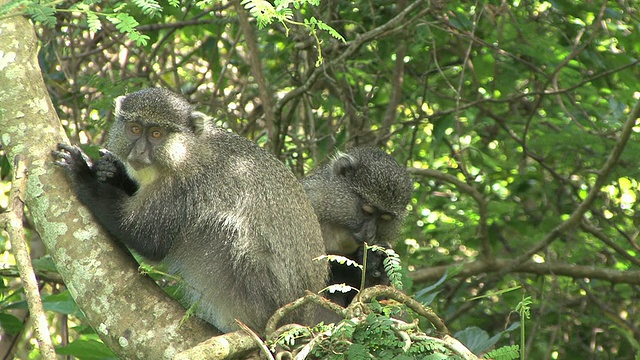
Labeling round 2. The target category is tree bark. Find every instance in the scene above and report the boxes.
[0,9,223,360]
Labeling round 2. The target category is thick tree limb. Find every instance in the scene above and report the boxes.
[174,331,259,360]
[0,8,222,359]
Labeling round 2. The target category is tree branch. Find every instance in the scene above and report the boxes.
[232,0,277,152]
[4,156,57,359]
[407,167,492,260]
[274,0,429,119]
[0,9,219,359]
[410,258,640,286]
[499,99,640,276]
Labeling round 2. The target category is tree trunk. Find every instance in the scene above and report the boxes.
[0,9,236,360]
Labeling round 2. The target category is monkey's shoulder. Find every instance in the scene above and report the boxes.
[205,129,301,179]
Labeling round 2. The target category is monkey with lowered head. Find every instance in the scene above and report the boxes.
[302,147,413,306]
[52,88,328,333]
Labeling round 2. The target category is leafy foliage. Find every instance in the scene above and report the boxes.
[241,0,345,65]
[23,4,56,27]
[0,0,159,46]
[2,0,640,358]
[308,309,461,360]
[106,13,150,46]
[380,247,403,290]
[131,0,162,18]
[483,345,520,360]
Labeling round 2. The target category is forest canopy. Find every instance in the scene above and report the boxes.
[1,0,639,359]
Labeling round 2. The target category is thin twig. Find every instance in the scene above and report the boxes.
[407,167,491,260]
[274,0,429,119]
[581,222,640,267]
[233,0,277,152]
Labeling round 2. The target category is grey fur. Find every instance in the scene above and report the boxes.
[303,147,413,253]
[53,88,328,333]
[302,147,413,306]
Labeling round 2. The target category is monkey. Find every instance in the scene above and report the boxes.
[302,147,413,306]
[52,88,328,334]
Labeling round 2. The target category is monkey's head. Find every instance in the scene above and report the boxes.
[105,88,214,186]
[305,147,413,253]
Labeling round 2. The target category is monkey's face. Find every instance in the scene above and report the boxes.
[110,121,196,187]
[123,122,164,170]
[353,202,403,245]
[106,88,208,187]
[324,196,403,254]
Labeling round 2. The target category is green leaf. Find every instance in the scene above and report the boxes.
[56,339,117,360]
[0,313,24,336]
[87,12,102,32]
[107,13,140,34]
[25,4,56,27]
[42,291,83,317]
[31,256,58,273]
[131,0,162,18]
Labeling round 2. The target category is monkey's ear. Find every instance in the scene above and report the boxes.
[331,152,359,177]
[113,96,126,117]
[190,111,214,136]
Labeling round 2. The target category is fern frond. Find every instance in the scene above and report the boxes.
[483,345,520,360]
[382,248,403,290]
[106,14,149,46]
[86,12,102,32]
[317,254,363,268]
[326,283,357,295]
[131,0,162,18]
[25,5,56,28]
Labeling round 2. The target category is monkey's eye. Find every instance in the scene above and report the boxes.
[149,128,164,139]
[362,204,376,216]
[128,123,143,136]
[380,214,394,221]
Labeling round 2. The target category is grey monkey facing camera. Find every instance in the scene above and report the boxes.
[53,88,328,334]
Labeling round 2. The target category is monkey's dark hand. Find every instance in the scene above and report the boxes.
[95,149,139,195]
[52,143,94,181]
[95,149,124,183]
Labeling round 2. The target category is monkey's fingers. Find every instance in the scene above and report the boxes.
[52,143,92,170]
[94,152,124,182]
[55,143,85,156]
[98,148,116,158]
[95,161,117,182]
[51,150,72,167]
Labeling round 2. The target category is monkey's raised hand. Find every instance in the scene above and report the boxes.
[53,144,139,197]
[52,143,95,184]
[93,150,138,195]
[95,150,120,182]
